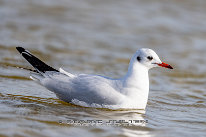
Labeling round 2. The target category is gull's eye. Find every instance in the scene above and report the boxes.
[147,56,153,61]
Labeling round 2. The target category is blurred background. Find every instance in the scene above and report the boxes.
[0,0,206,137]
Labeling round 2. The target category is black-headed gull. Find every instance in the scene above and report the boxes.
[16,47,173,109]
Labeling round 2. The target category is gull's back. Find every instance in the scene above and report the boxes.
[41,73,125,105]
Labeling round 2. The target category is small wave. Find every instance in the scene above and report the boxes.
[0,75,31,80]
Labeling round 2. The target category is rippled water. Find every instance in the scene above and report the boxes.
[1,0,206,136]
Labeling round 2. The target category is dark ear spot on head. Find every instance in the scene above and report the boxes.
[137,56,141,62]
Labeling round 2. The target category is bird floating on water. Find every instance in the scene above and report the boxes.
[16,47,173,109]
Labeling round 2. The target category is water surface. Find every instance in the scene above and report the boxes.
[0,0,206,137]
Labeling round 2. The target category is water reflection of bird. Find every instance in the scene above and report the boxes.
[16,47,173,109]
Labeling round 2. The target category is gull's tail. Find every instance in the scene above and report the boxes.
[16,47,59,74]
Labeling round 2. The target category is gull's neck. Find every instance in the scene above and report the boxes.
[122,62,149,92]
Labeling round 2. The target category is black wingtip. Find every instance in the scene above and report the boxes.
[16,47,25,54]
[16,46,59,73]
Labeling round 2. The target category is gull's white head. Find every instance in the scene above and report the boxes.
[130,48,173,70]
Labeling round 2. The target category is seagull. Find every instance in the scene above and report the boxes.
[16,47,173,109]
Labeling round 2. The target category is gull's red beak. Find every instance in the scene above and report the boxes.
[158,62,173,69]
